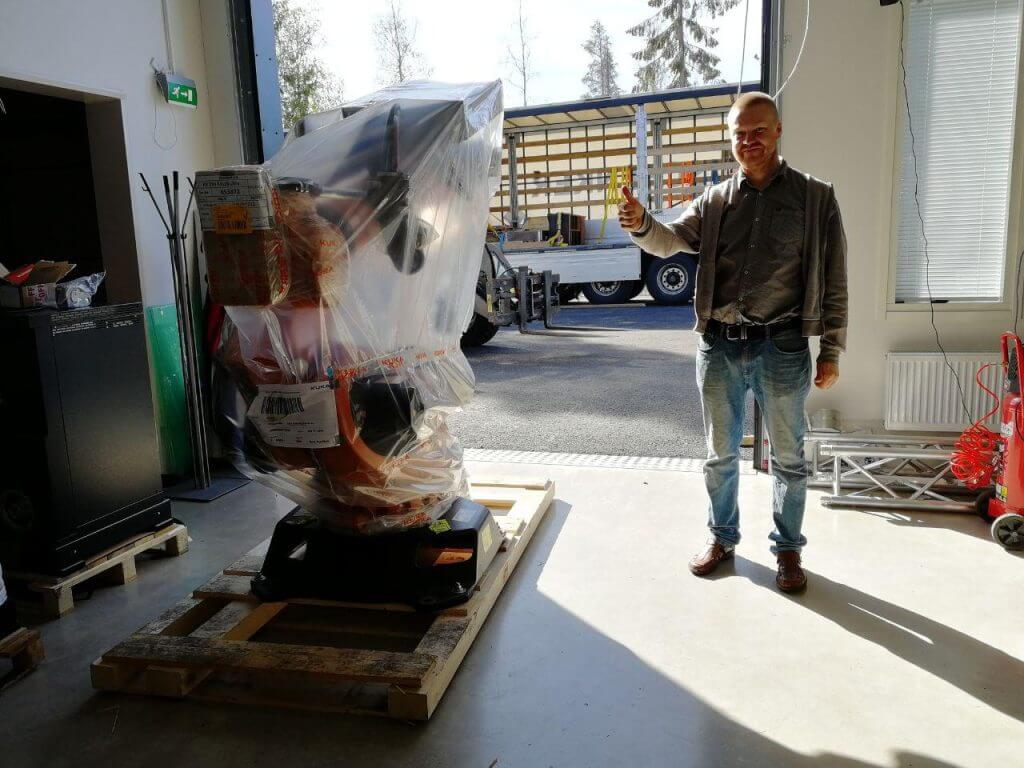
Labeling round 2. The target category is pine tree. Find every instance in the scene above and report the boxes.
[581,20,621,99]
[628,0,740,92]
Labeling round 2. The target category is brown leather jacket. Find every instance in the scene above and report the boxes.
[631,168,848,364]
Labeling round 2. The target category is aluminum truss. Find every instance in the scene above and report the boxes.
[818,443,974,513]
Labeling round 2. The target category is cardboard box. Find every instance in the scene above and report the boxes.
[0,261,76,309]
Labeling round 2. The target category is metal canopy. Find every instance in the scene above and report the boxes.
[503,82,762,130]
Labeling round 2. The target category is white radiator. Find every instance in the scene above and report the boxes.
[885,352,1003,431]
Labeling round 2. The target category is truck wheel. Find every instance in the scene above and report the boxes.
[581,280,642,304]
[645,254,696,305]
[627,282,646,300]
[461,312,499,347]
[557,285,580,304]
[461,249,501,348]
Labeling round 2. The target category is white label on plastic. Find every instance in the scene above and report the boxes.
[195,170,276,231]
[247,382,341,448]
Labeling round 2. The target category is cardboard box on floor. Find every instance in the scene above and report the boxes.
[0,261,76,309]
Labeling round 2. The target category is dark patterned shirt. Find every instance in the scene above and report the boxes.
[711,159,807,325]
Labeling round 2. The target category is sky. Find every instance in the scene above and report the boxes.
[295,0,764,108]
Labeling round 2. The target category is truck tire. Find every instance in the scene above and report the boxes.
[645,254,696,305]
[461,311,499,347]
[461,248,501,348]
[557,284,580,305]
[581,280,643,304]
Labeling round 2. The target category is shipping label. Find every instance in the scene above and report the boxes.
[195,169,276,232]
[248,381,341,448]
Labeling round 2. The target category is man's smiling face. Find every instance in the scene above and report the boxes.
[729,101,783,175]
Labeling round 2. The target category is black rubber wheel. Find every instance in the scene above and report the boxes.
[581,280,642,304]
[557,284,580,304]
[462,251,501,348]
[974,486,996,521]
[627,281,646,300]
[645,253,696,305]
[461,311,499,347]
[992,513,1024,550]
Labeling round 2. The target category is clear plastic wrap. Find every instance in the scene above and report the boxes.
[199,80,503,534]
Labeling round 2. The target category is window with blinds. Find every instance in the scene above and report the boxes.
[894,0,1023,303]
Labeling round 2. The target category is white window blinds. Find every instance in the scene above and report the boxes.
[895,0,1022,303]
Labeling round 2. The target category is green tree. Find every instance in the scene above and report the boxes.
[628,0,740,92]
[272,0,344,131]
[581,20,621,99]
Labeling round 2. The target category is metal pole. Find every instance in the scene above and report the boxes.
[507,133,520,228]
[822,496,973,514]
[163,179,201,485]
[165,173,208,489]
[635,105,649,209]
[183,212,212,487]
[652,118,664,211]
[174,174,211,489]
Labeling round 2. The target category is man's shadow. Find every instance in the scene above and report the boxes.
[730,555,1024,723]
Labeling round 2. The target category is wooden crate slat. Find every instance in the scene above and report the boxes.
[189,601,282,640]
[92,477,555,719]
[222,541,270,576]
[103,635,436,688]
[0,628,45,689]
[192,574,264,603]
[222,553,265,576]
[137,597,226,636]
[389,481,556,719]
[192,574,431,614]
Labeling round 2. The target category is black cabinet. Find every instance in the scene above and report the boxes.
[0,304,170,574]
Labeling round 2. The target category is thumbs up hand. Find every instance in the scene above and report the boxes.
[617,186,646,233]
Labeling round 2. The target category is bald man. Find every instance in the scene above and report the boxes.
[619,92,848,592]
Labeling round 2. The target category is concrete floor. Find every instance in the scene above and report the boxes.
[2,457,1022,768]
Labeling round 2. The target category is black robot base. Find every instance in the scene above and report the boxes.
[251,497,502,611]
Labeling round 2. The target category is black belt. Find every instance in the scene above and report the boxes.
[706,318,802,342]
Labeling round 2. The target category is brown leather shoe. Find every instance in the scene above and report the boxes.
[689,539,734,576]
[776,551,807,592]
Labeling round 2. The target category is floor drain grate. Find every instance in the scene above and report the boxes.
[464,448,755,474]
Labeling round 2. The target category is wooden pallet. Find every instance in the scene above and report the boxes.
[8,523,190,619]
[91,478,554,720]
[0,627,45,691]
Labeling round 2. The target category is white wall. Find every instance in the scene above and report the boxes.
[778,0,1020,428]
[0,0,242,306]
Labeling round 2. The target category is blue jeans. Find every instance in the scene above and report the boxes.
[696,325,811,553]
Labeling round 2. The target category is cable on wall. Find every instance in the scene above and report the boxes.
[773,0,809,99]
[897,0,972,421]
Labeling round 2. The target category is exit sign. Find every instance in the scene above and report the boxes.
[158,73,198,110]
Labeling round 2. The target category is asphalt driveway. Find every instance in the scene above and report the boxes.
[450,303,756,458]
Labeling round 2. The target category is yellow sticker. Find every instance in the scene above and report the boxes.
[213,203,252,234]
[429,519,452,534]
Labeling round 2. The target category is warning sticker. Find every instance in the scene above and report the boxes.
[247,382,341,448]
[212,203,252,234]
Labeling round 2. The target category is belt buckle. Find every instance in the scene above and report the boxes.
[725,325,748,341]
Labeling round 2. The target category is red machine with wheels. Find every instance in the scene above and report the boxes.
[952,332,1024,548]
